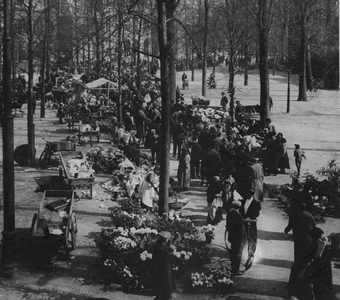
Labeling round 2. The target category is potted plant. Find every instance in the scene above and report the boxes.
[201,224,215,243]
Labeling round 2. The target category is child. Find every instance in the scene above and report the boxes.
[293,144,306,176]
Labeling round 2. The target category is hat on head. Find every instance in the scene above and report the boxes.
[159,231,171,239]
[294,144,300,148]
[231,200,242,209]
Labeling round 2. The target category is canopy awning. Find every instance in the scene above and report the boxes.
[85,78,118,89]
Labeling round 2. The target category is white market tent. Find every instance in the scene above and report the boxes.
[85,78,118,97]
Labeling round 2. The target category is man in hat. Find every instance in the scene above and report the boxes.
[240,188,261,270]
[226,200,245,276]
[220,92,229,112]
[152,231,174,300]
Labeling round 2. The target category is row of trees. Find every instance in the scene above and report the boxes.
[0,0,338,218]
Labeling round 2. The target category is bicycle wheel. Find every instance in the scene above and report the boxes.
[39,147,50,167]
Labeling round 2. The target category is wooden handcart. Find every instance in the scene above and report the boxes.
[30,190,77,254]
[59,151,95,198]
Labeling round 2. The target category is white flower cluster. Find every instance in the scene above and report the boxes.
[116,227,129,236]
[104,259,115,267]
[115,236,137,249]
[168,210,181,221]
[190,272,214,288]
[171,247,192,261]
[217,277,233,285]
[123,266,133,278]
[140,250,153,261]
[129,227,158,235]
[201,224,215,234]
[195,107,229,123]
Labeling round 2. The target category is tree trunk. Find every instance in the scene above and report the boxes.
[202,0,209,97]
[167,5,176,104]
[28,0,35,167]
[258,0,270,126]
[40,37,46,119]
[306,31,313,91]
[2,0,16,268]
[136,17,143,90]
[45,0,50,85]
[117,2,123,122]
[228,40,235,122]
[157,0,170,219]
[191,45,195,81]
[297,2,307,102]
[244,42,249,86]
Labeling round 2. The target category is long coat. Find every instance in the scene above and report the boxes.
[202,149,221,182]
[227,208,245,245]
[250,163,264,202]
[177,152,191,188]
[152,240,174,294]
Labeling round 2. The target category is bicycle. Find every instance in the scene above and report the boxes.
[206,78,217,89]
[39,138,76,168]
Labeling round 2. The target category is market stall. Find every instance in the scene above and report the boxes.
[59,151,95,198]
[85,78,118,98]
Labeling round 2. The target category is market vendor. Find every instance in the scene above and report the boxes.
[138,167,157,210]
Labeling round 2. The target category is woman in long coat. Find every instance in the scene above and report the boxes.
[276,132,290,173]
[152,231,174,300]
[177,148,191,189]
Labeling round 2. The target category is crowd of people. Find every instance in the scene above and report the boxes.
[114,90,332,299]
[9,62,330,299]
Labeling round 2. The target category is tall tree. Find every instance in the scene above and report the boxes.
[201,0,209,97]
[156,0,170,219]
[2,0,16,268]
[258,0,272,125]
[27,0,35,166]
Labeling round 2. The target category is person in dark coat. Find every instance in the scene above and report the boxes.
[152,231,174,300]
[220,92,229,112]
[135,106,147,144]
[206,176,222,205]
[189,137,202,179]
[276,132,290,174]
[285,202,316,298]
[227,200,245,276]
[201,146,221,186]
[305,227,333,296]
[121,144,140,166]
[239,188,261,270]
[172,119,187,159]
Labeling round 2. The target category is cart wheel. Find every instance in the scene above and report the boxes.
[70,213,77,250]
[30,213,37,235]
[39,147,49,167]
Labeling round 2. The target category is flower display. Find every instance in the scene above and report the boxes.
[140,250,153,261]
[201,224,216,239]
[114,236,137,249]
[190,267,233,292]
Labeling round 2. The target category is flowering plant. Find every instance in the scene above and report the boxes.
[201,224,215,239]
[96,200,211,292]
[190,267,233,292]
